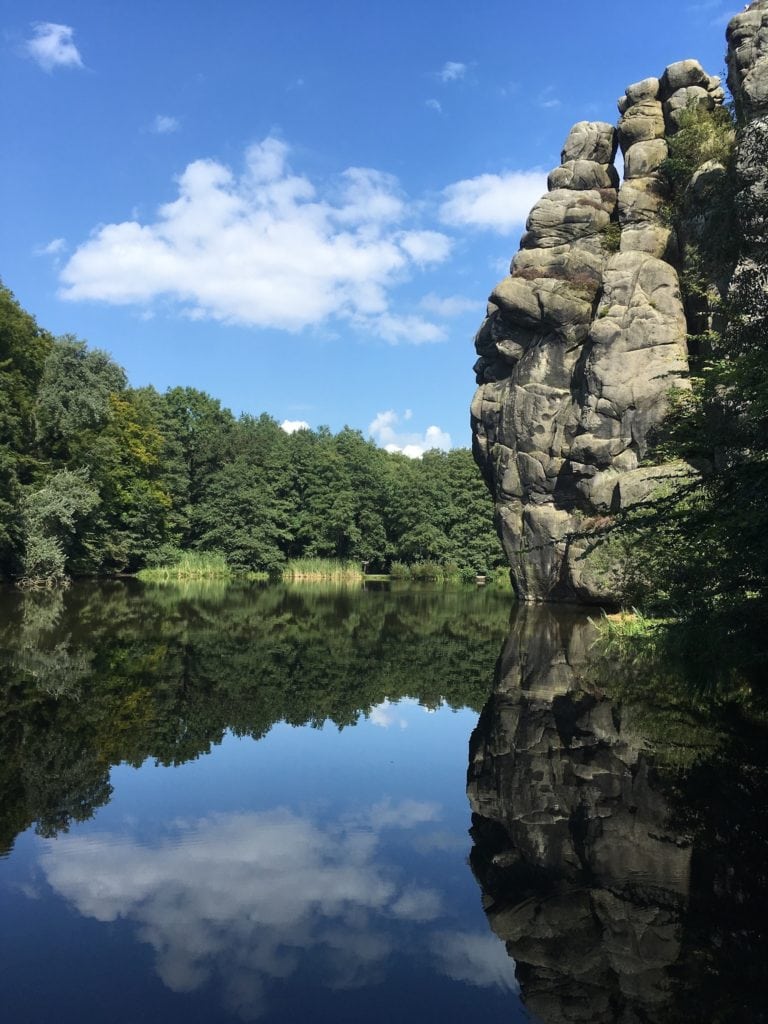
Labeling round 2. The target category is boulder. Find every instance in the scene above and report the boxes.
[661,58,711,94]
[618,100,665,149]
[624,138,668,179]
[548,159,620,191]
[561,121,617,164]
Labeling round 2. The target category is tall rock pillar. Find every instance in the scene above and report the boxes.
[471,63,723,604]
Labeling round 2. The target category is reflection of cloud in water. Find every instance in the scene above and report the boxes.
[432,931,519,992]
[365,797,441,831]
[390,886,442,921]
[39,805,455,1019]
[368,698,409,729]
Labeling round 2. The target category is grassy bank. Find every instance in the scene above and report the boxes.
[136,552,235,582]
[281,558,364,581]
[136,553,511,588]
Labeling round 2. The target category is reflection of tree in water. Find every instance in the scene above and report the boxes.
[467,606,768,1024]
[11,588,93,697]
[0,580,511,856]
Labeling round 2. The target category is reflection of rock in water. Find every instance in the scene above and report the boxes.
[467,606,691,1024]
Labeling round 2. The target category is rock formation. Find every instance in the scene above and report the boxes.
[466,604,768,1023]
[728,1,768,122]
[471,47,732,603]
[467,607,692,1023]
[727,4,768,332]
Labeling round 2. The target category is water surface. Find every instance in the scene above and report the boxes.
[0,582,526,1023]
[1,583,766,1023]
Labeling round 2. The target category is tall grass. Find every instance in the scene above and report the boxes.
[590,609,666,670]
[281,558,364,581]
[136,551,233,582]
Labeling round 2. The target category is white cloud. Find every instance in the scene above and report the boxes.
[35,237,67,256]
[280,419,310,434]
[152,114,180,134]
[334,167,405,225]
[420,293,479,318]
[59,137,451,343]
[397,230,451,265]
[439,170,547,234]
[438,61,467,83]
[368,314,445,345]
[25,22,83,72]
[432,931,519,991]
[368,410,451,458]
[425,98,442,114]
[40,804,449,1018]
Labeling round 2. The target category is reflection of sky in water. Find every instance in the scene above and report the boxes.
[2,699,523,1023]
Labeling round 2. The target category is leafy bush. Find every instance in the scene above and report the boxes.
[388,561,410,580]
[663,104,735,196]
[410,560,443,581]
[22,533,67,584]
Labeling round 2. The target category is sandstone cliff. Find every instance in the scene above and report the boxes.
[471,2,768,603]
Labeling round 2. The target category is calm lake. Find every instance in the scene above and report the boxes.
[0,583,765,1023]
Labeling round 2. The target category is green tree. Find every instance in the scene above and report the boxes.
[0,283,54,574]
[80,391,173,572]
[20,468,100,582]
[192,457,291,572]
[35,336,127,460]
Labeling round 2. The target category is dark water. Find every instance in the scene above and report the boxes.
[0,583,766,1023]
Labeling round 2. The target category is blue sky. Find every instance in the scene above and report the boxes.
[1,0,738,454]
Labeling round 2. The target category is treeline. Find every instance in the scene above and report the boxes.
[0,284,504,582]
[0,582,511,854]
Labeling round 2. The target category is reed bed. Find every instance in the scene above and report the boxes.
[281,558,364,581]
[136,552,233,582]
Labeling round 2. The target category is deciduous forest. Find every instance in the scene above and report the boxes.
[0,284,505,584]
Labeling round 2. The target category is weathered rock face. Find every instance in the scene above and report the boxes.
[471,60,724,604]
[727,0,768,121]
[728,2,768,315]
[467,607,692,1023]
